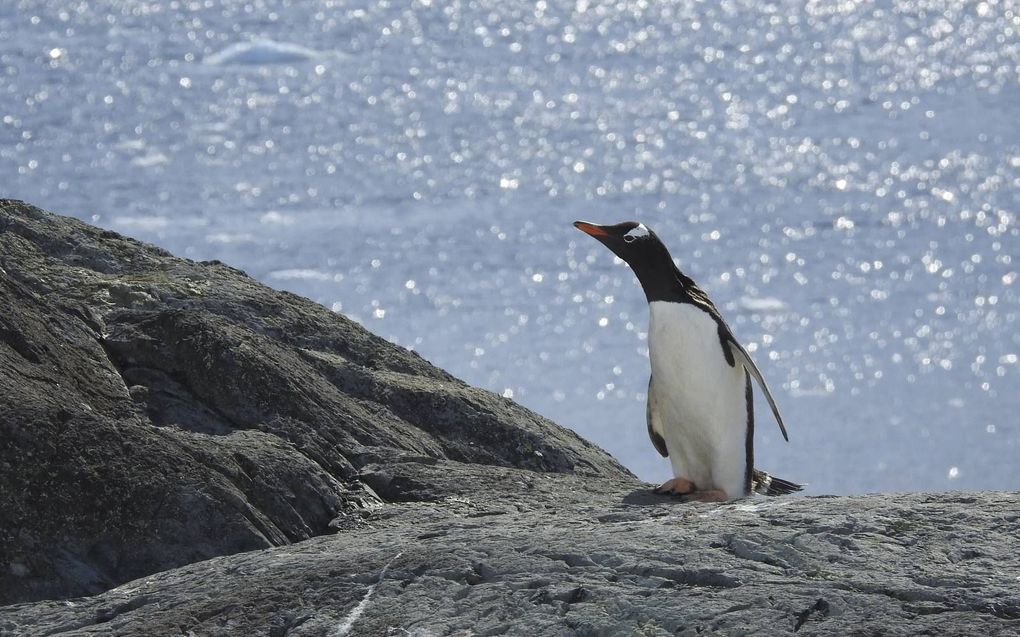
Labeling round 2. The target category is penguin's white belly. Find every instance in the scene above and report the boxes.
[647,301,748,497]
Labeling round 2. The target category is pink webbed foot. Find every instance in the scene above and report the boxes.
[678,489,729,503]
[653,477,696,496]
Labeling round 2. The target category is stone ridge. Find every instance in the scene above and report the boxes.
[2,483,1018,636]
[0,200,632,605]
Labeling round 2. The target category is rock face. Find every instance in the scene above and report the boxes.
[3,487,1019,636]
[2,201,1018,636]
[0,200,629,606]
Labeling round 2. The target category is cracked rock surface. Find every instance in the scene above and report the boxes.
[2,201,1018,636]
[3,485,1018,636]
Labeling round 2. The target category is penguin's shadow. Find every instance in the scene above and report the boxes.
[621,488,684,505]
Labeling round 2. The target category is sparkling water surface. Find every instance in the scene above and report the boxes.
[3,1,1018,494]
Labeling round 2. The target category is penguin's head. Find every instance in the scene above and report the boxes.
[573,220,666,266]
[574,220,686,302]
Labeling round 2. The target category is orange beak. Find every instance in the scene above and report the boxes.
[573,221,609,237]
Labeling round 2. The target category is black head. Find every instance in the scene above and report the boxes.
[573,220,687,303]
[573,220,660,260]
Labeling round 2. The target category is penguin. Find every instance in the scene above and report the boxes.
[574,220,802,502]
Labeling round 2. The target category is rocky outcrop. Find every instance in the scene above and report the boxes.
[3,486,1018,636]
[0,200,629,606]
[2,201,1018,636]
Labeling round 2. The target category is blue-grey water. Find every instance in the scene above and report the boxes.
[3,1,1018,494]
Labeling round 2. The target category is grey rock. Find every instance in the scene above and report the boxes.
[2,488,1018,636]
[2,201,1018,636]
[0,200,630,605]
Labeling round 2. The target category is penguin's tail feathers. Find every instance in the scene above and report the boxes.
[751,469,804,496]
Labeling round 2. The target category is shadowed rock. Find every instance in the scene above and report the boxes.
[0,200,630,605]
[2,201,1018,636]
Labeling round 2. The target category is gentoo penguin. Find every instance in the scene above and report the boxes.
[574,220,802,502]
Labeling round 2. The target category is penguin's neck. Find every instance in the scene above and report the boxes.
[629,249,688,304]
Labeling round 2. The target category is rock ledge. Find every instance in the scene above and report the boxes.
[1,201,1017,636]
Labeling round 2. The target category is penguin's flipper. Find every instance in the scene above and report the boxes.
[727,341,790,442]
[646,376,669,457]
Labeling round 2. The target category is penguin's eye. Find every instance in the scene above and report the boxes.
[623,223,649,242]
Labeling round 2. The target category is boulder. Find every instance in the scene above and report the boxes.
[0,200,630,605]
[2,201,1017,636]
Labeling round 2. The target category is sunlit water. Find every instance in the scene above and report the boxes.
[3,1,1018,494]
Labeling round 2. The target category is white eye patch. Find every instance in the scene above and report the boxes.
[623,223,649,242]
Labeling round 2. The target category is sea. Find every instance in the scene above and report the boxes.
[3,0,1017,494]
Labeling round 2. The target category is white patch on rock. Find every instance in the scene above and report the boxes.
[329,551,403,637]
